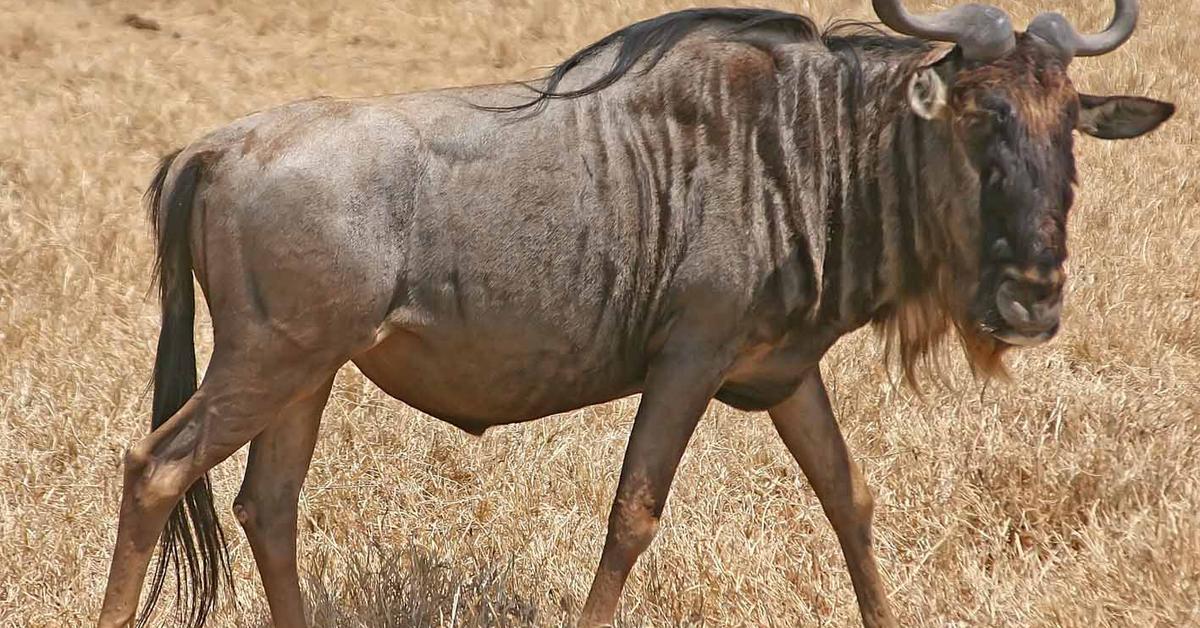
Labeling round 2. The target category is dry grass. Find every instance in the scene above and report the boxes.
[1,0,1198,626]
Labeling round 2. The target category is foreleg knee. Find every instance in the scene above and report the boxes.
[606,481,662,564]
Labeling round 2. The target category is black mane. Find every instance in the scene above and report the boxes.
[489,8,934,113]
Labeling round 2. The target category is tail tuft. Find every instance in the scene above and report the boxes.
[137,151,233,628]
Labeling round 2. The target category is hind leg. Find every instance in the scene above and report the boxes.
[99,345,340,628]
[233,376,333,628]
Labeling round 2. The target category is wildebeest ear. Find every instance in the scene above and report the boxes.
[1077,94,1176,139]
[908,66,948,120]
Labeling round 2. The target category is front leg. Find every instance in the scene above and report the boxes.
[769,369,897,628]
[578,346,727,627]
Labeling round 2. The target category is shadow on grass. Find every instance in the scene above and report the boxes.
[272,543,543,628]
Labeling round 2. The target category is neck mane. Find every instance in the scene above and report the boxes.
[774,40,1002,385]
[498,8,1008,385]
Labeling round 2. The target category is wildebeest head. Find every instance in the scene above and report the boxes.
[878,0,1174,355]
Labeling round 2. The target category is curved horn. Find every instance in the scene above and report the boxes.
[872,1,1016,61]
[1027,0,1139,62]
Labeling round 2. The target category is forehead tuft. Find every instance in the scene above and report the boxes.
[950,35,1077,135]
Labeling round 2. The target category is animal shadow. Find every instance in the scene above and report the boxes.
[284,543,542,628]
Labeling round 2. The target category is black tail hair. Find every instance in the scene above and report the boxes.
[138,150,233,628]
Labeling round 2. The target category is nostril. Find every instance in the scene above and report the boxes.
[1008,299,1030,322]
[1031,295,1063,322]
[995,282,1032,326]
[996,280,1063,333]
[1012,300,1032,321]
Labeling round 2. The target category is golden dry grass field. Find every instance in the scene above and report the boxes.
[1,0,1198,626]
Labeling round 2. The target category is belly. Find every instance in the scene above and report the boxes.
[352,326,640,433]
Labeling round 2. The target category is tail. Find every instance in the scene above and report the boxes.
[138,150,233,628]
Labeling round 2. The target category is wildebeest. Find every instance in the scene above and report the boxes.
[99,1,1174,626]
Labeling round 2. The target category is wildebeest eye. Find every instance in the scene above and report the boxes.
[962,104,1009,136]
[961,110,993,134]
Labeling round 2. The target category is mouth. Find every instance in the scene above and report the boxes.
[990,324,1059,347]
[976,316,1060,348]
